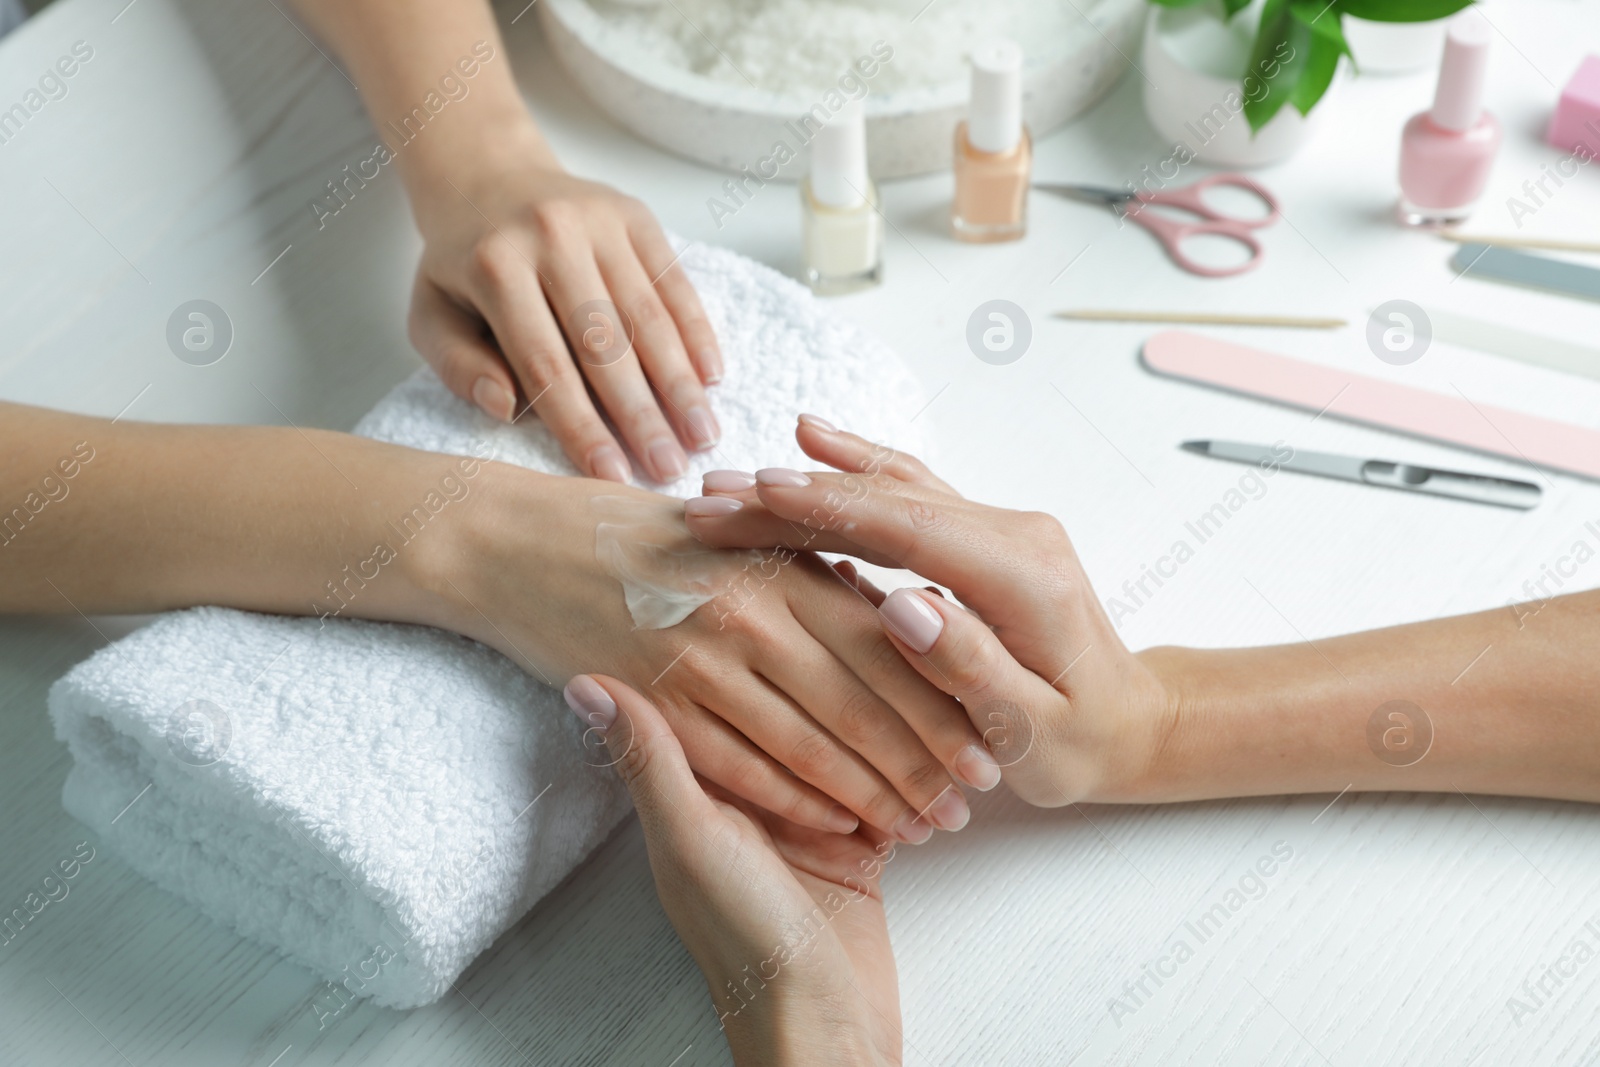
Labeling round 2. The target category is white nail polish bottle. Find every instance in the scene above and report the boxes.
[801,101,884,296]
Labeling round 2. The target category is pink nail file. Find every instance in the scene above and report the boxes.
[1141,330,1600,481]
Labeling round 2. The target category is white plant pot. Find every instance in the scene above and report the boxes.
[1343,16,1449,75]
[1140,4,1323,168]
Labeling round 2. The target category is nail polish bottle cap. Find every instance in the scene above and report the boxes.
[967,39,1024,154]
[1431,10,1493,131]
[809,100,870,209]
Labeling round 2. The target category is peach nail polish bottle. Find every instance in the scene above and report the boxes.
[952,39,1031,243]
[1397,11,1501,227]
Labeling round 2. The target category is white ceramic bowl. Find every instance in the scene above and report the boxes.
[537,0,1145,180]
[1343,16,1449,75]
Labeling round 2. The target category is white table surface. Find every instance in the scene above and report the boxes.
[4,0,1600,1063]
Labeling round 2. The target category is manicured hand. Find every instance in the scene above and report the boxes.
[431,469,991,844]
[683,417,1180,807]
[406,127,723,484]
[570,675,902,1067]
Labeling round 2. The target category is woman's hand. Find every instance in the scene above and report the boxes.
[418,463,994,842]
[405,122,723,485]
[571,676,901,1067]
[683,417,1180,808]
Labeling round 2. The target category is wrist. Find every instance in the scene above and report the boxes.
[399,102,560,209]
[718,987,894,1067]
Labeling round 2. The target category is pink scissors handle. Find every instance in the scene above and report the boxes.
[1129,174,1280,278]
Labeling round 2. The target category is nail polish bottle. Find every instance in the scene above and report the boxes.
[1397,11,1501,227]
[952,39,1031,243]
[801,101,883,295]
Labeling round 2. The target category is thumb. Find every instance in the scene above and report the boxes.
[563,675,717,831]
[875,588,1063,802]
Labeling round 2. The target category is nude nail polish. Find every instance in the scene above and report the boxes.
[563,675,617,730]
[685,406,720,450]
[892,810,934,845]
[755,468,811,488]
[797,413,837,432]
[925,788,970,832]
[589,445,631,484]
[879,588,943,654]
[703,469,756,492]
[952,39,1031,243]
[801,100,884,296]
[648,438,688,480]
[824,805,860,834]
[1398,11,1501,227]
[685,496,743,517]
[471,377,514,423]
[955,744,1002,791]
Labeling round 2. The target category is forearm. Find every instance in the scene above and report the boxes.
[284,0,556,205]
[0,402,471,628]
[1140,590,1600,802]
[717,990,897,1067]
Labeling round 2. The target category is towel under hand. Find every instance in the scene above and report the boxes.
[48,240,930,1009]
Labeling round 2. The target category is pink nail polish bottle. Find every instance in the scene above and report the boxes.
[1397,11,1501,227]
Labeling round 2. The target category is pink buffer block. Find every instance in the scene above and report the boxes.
[1548,54,1600,156]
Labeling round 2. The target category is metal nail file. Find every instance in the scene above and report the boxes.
[1182,439,1541,509]
[1451,243,1600,304]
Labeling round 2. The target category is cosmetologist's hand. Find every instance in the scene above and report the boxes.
[683,416,1181,808]
[570,675,902,1067]
[406,124,723,484]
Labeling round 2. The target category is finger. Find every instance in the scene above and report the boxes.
[668,699,860,835]
[748,468,1052,635]
[598,249,720,452]
[566,675,855,838]
[761,614,975,829]
[701,470,757,496]
[545,252,689,483]
[795,417,961,495]
[468,245,633,482]
[407,275,517,423]
[707,662,935,844]
[685,478,907,569]
[564,675,716,840]
[790,558,997,793]
[626,213,723,385]
[829,559,888,607]
[875,588,1064,794]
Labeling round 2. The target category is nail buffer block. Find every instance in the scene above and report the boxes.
[1142,330,1600,481]
[1451,243,1600,303]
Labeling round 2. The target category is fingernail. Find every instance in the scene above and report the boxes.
[563,675,617,730]
[685,406,721,451]
[471,377,515,423]
[756,467,810,488]
[685,496,743,517]
[892,810,935,845]
[703,469,756,492]
[879,588,943,655]
[648,438,689,481]
[797,413,837,432]
[824,805,860,834]
[589,445,631,484]
[701,348,724,384]
[925,788,970,832]
[955,744,1002,791]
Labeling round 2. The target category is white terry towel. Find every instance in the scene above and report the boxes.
[48,241,930,1009]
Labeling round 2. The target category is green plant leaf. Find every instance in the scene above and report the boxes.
[1241,0,1353,132]
[1222,0,1254,15]
[1335,0,1473,23]
[1145,0,1212,8]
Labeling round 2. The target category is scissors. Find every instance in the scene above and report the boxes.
[1033,174,1281,278]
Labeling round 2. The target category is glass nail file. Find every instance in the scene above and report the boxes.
[1451,243,1600,303]
[1182,439,1540,509]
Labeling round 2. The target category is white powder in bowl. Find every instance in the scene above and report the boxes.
[582,0,1093,96]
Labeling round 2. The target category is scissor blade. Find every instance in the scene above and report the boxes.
[1032,183,1128,208]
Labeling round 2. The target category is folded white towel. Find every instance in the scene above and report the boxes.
[48,240,930,1009]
